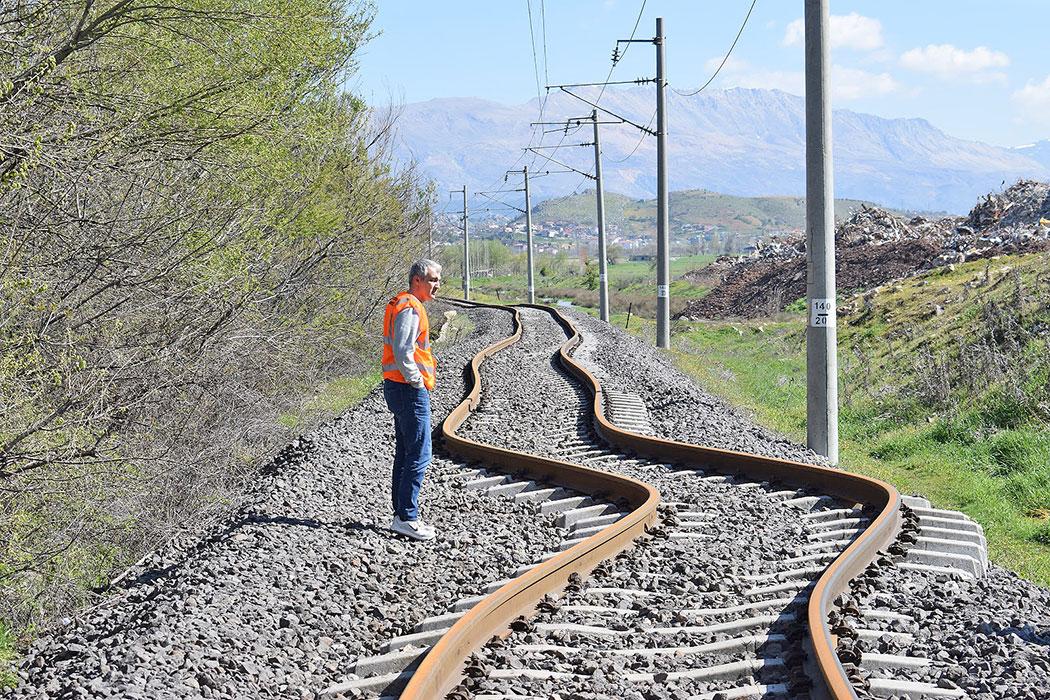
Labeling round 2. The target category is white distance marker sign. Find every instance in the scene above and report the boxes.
[810,298,835,328]
[657,284,669,298]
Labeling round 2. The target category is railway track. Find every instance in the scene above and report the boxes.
[332,301,990,700]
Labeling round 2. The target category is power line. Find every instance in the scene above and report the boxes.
[673,0,758,97]
[610,109,657,163]
[595,0,647,106]
[540,0,550,88]
[525,0,544,109]
[479,0,650,209]
[536,0,647,177]
[475,0,553,198]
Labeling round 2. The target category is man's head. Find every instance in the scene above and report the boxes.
[409,259,441,302]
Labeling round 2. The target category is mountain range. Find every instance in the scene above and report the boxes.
[393,87,1049,214]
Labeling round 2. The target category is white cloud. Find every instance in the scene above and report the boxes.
[783,13,884,51]
[899,44,1010,83]
[701,57,896,102]
[832,66,898,100]
[1012,74,1050,125]
[702,56,804,95]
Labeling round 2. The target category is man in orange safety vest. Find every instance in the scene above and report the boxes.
[381,259,441,540]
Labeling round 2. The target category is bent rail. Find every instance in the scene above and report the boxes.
[401,301,661,700]
[403,301,900,700]
[537,304,901,700]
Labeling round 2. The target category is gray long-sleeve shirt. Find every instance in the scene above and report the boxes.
[391,305,425,388]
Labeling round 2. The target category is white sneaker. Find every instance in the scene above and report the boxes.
[390,516,436,541]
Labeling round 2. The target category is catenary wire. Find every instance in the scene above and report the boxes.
[540,0,550,89]
[610,109,656,163]
[525,0,544,110]
[537,0,647,180]
[673,0,758,97]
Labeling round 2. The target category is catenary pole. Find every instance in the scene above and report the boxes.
[462,186,470,300]
[655,17,670,349]
[524,165,535,303]
[592,109,610,321]
[449,186,470,300]
[805,0,839,464]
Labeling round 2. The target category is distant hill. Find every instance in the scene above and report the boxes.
[515,188,903,237]
[394,87,1049,214]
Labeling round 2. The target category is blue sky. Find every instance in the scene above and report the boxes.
[352,1,1050,147]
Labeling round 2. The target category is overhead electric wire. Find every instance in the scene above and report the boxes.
[525,0,544,111]
[474,0,555,202]
[673,0,758,97]
[594,0,647,106]
[540,0,648,171]
[611,109,656,163]
[479,0,650,210]
[540,0,550,88]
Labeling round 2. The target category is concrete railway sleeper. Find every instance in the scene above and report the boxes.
[333,301,992,700]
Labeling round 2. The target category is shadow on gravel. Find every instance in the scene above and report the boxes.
[753,584,814,695]
[115,512,382,592]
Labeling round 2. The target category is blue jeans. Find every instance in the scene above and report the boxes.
[383,379,432,521]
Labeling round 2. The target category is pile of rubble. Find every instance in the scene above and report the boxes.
[678,180,1050,320]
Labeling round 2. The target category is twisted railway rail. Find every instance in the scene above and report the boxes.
[331,300,988,700]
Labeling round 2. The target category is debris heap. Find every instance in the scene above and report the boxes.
[678,180,1050,320]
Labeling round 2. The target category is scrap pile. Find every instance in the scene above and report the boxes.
[678,180,1050,320]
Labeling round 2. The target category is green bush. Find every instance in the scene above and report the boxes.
[0,621,13,688]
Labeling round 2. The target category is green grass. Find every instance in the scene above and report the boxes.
[443,254,717,314]
[279,370,382,429]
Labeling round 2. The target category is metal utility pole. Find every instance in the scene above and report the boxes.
[591,109,610,321]
[523,166,535,303]
[805,0,839,464]
[655,17,670,349]
[451,185,470,300]
[495,170,534,302]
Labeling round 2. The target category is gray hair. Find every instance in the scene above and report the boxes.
[409,258,441,286]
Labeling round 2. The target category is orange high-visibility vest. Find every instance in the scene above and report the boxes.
[381,291,436,390]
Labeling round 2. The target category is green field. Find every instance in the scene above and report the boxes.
[444,253,717,315]
[519,188,905,237]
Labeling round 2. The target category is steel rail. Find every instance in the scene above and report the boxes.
[402,300,900,700]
